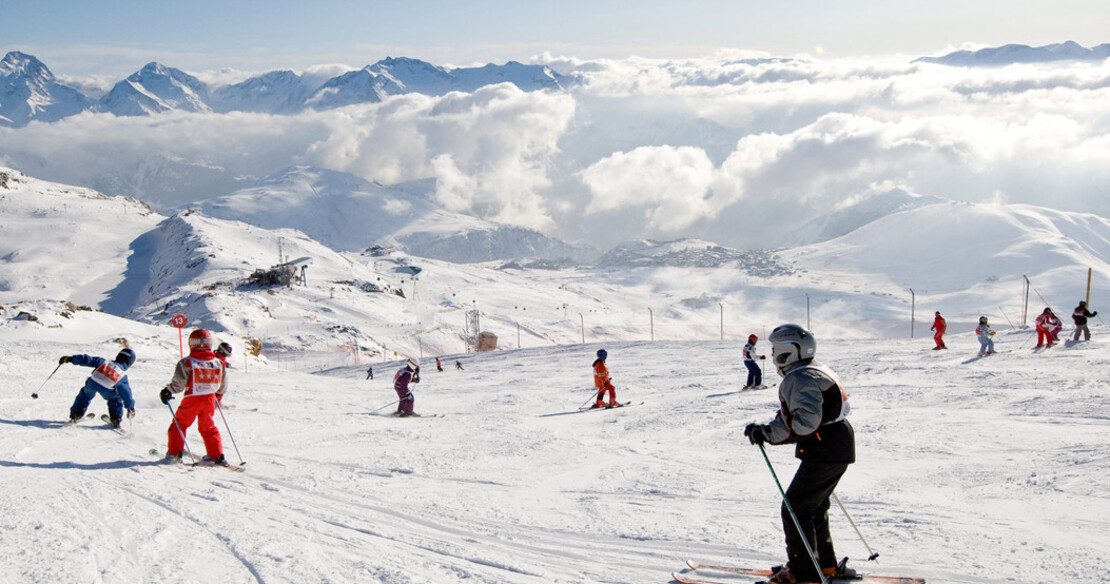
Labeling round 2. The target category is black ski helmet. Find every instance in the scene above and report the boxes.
[115,348,136,367]
[597,349,607,360]
[216,342,232,357]
[979,316,988,324]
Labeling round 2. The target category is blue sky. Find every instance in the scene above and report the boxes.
[5,0,1108,76]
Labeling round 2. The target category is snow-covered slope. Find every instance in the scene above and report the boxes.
[786,188,948,247]
[4,169,1109,361]
[1,299,1107,584]
[0,167,161,309]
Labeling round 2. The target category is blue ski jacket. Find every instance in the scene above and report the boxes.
[71,354,136,410]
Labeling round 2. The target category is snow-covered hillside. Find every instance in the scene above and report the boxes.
[4,167,1108,362]
[2,300,1108,584]
[0,168,160,310]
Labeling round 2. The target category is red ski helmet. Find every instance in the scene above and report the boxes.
[748,334,758,343]
[188,329,213,351]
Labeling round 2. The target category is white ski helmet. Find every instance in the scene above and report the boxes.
[769,323,816,374]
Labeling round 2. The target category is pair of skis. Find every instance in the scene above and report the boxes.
[148,449,245,472]
[675,560,925,584]
[62,412,125,434]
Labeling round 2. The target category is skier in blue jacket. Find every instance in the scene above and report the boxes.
[60,349,137,429]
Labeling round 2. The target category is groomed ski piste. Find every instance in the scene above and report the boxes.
[2,305,1108,583]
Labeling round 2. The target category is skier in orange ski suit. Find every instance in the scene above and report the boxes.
[592,349,618,408]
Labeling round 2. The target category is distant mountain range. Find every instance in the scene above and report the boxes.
[0,51,571,127]
[915,40,1110,66]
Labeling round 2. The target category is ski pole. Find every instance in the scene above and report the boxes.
[832,492,879,561]
[372,399,400,413]
[579,390,599,409]
[757,442,828,584]
[998,306,1015,329]
[214,399,245,465]
[31,363,63,399]
[165,401,197,464]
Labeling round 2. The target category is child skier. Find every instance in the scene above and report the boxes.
[743,334,766,388]
[976,316,996,355]
[592,349,619,408]
[60,348,137,429]
[1072,300,1098,341]
[393,358,421,416]
[743,324,856,584]
[931,311,947,350]
[1034,307,1062,347]
[159,329,229,465]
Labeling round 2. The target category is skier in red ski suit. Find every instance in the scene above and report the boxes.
[930,312,947,350]
[160,329,228,465]
[1035,308,1062,347]
[593,349,618,408]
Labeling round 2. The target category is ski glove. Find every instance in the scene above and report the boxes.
[744,423,770,445]
[58,356,72,365]
[127,409,136,419]
[159,387,174,405]
[759,355,766,360]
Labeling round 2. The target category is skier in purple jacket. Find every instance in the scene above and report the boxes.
[393,358,421,416]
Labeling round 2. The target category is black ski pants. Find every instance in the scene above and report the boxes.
[781,460,850,581]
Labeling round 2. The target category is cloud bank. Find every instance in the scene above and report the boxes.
[3,53,1110,249]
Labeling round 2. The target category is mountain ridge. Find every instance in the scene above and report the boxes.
[0,50,572,126]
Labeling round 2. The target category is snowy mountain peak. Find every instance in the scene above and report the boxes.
[0,50,93,126]
[97,61,211,116]
[916,40,1110,66]
[0,50,52,78]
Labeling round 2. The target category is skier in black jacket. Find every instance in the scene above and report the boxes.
[744,324,855,584]
[1072,300,1098,341]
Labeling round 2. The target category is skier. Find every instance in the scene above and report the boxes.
[743,324,855,584]
[930,311,947,350]
[159,329,229,465]
[743,334,766,388]
[455,360,464,370]
[976,316,996,355]
[1034,308,1062,347]
[1072,301,1098,341]
[592,349,619,408]
[366,366,374,380]
[60,348,137,429]
[436,357,443,372]
[215,341,232,366]
[393,358,420,416]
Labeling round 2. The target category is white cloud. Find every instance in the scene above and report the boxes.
[579,146,715,231]
[4,53,1110,250]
